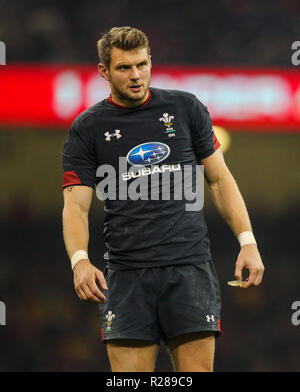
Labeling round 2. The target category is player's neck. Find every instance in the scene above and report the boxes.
[109,89,150,108]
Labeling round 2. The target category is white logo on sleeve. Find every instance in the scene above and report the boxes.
[206,314,215,322]
[104,130,122,141]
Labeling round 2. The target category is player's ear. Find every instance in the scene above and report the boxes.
[98,63,110,81]
[149,54,152,69]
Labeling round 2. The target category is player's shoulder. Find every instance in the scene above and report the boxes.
[70,99,108,131]
[151,87,204,107]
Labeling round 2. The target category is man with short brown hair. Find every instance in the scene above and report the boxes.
[97,26,150,68]
[62,26,264,372]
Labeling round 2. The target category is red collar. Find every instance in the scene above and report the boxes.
[108,89,151,109]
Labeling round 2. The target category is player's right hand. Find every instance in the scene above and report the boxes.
[73,259,108,303]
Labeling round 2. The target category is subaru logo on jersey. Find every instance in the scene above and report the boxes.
[127,142,170,166]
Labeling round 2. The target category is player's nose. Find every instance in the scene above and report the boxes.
[130,66,140,80]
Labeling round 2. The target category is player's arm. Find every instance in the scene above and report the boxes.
[63,185,108,302]
[201,147,265,287]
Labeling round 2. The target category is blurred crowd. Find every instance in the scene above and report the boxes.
[1,0,300,66]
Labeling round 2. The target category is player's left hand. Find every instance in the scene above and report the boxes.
[234,244,265,288]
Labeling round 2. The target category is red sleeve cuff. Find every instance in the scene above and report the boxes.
[63,170,82,188]
[213,132,221,150]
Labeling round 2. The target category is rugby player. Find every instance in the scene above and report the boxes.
[62,26,264,372]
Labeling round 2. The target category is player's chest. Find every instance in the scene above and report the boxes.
[95,110,193,166]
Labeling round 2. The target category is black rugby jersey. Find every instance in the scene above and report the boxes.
[62,87,220,269]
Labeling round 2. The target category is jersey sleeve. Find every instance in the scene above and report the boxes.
[190,98,220,162]
[62,117,97,189]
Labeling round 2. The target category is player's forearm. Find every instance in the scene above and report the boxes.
[62,205,90,260]
[208,171,253,237]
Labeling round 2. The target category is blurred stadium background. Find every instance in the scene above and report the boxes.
[0,0,300,372]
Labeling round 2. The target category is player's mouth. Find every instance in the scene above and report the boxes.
[129,85,142,92]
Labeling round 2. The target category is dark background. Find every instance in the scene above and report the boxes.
[0,0,300,372]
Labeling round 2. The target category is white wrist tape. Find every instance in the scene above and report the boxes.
[71,250,89,270]
[237,231,257,247]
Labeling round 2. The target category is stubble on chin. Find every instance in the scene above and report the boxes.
[114,85,149,104]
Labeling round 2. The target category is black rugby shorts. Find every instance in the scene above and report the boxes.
[98,261,221,343]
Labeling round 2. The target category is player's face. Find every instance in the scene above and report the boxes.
[99,47,151,107]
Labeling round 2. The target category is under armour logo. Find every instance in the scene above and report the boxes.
[206,314,215,322]
[104,130,122,141]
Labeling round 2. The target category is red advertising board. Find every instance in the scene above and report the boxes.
[1,65,300,132]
